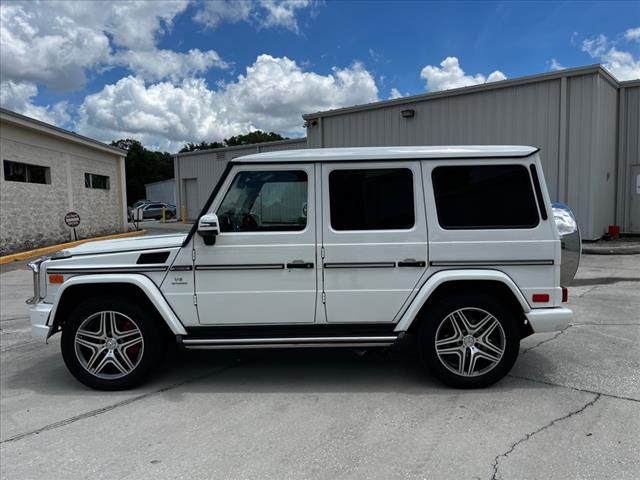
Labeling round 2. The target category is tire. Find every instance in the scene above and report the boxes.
[418,292,520,388]
[61,296,163,390]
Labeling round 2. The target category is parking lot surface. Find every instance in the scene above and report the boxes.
[1,254,639,479]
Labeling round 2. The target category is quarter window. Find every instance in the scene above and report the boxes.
[431,165,539,229]
[329,168,415,230]
[85,173,110,190]
[3,160,50,184]
[217,170,307,232]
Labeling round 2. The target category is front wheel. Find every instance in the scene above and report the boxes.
[418,293,520,388]
[61,296,163,390]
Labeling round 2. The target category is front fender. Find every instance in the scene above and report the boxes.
[394,269,531,332]
[48,274,188,337]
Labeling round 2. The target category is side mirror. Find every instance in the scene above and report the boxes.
[198,213,221,246]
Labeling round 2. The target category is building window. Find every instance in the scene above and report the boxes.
[431,165,539,229]
[329,168,415,230]
[217,170,308,232]
[85,173,110,190]
[3,160,50,184]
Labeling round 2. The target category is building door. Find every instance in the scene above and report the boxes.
[183,178,199,221]
[630,165,640,233]
[193,164,317,325]
[320,162,429,323]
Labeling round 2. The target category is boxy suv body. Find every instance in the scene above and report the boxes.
[27,146,579,390]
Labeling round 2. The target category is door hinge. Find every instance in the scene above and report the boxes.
[192,249,196,261]
[193,294,198,306]
[321,246,325,259]
[321,291,326,304]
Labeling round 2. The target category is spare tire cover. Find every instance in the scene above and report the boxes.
[552,203,581,285]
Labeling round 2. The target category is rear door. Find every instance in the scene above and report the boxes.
[320,161,429,323]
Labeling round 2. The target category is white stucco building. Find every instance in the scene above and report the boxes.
[0,108,128,254]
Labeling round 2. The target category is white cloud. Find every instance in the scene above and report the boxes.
[549,58,565,71]
[420,57,507,92]
[193,0,253,29]
[0,80,70,125]
[625,27,640,42]
[389,88,403,99]
[117,48,229,83]
[76,55,379,151]
[582,34,640,81]
[193,0,311,33]
[0,1,210,90]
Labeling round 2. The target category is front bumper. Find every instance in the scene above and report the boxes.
[30,303,53,343]
[526,307,573,333]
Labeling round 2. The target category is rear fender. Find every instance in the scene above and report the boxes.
[394,269,531,332]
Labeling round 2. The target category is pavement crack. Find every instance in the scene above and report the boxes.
[489,393,601,480]
[520,324,572,355]
[509,374,640,403]
[0,360,242,445]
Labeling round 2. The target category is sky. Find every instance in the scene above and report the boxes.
[1,0,639,152]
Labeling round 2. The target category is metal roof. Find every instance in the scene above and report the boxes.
[302,64,621,120]
[233,145,538,163]
[175,137,307,158]
[0,107,126,156]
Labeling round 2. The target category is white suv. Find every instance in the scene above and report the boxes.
[27,146,580,390]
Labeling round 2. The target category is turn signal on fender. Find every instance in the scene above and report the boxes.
[48,274,64,284]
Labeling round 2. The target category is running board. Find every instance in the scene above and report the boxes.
[179,335,398,350]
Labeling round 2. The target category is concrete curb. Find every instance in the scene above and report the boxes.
[582,245,640,255]
[0,230,147,265]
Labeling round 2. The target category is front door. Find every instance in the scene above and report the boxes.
[321,162,429,323]
[194,164,317,325]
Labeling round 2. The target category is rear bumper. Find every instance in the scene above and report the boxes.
[526,307,573,333]
[30,303,53,343]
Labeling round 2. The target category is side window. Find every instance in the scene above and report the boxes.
[3,160,50,184]
[431,164,539,229]
[217,170,307,232]
[329,168,414,230]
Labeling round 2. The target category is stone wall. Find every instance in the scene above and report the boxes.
[0,122,126,254]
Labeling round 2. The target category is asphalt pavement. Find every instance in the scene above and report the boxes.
[1,254,638,480]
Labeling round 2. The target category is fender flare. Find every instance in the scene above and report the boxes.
[394,269,531,332]
[48,274,188,337]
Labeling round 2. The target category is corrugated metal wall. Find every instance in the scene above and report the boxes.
[617,82,640,232]
[175,138,307,219]
[307,69,633,239]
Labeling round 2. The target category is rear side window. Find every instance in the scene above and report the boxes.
[329,168,414,230]
[432,165,539,229]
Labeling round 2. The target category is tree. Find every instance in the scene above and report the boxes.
[178,130,288,153]
[224,130,287,146]
[111,139,174,205]
[179,140,224,153]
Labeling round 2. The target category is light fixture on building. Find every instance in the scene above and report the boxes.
[304,119,319,128]
[401,109,415,118]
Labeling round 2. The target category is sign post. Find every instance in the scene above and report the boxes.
[64,211,81,241]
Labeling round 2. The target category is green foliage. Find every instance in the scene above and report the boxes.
[179,141,224,153]
[224,130,287,146]
[111,139,174,205]
[178,130,288,153]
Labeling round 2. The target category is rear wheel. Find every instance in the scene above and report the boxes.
[61,296,163,390]
[418,292,520,388]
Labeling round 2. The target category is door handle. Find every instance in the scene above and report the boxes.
[397,260,426,267]
[286,261,314,269]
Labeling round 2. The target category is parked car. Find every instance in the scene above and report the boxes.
[132,202,176,221]
[27,146,580,390]
[127,200,151,222]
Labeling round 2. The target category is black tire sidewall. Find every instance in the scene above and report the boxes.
[419,292,520,388]
[61,296,162,390]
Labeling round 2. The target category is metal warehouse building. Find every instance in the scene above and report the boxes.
[175,65,639,239]
[174,138,306,220]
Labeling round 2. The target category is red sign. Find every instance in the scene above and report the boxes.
[64,211,81,228]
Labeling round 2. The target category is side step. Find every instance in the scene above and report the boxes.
[179,335,399,350]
